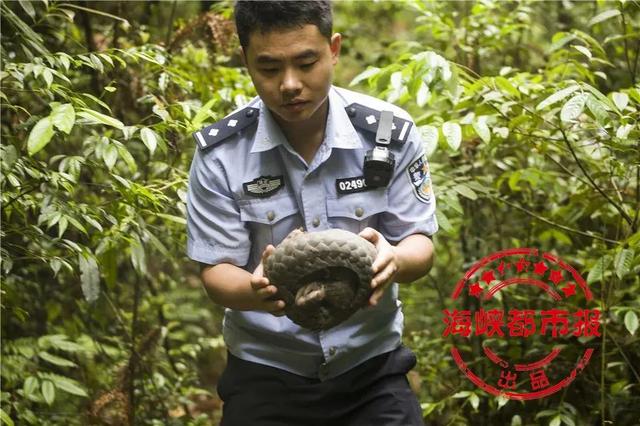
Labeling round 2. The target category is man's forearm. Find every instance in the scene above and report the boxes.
[200,263,260,310]
[393,234,435,283]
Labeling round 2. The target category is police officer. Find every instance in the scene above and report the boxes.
[187,1,438,425]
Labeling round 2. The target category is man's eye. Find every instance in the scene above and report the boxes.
[300,61,317,69]
[260,68,278,73]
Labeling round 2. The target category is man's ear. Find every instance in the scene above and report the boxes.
[330,33,341,65]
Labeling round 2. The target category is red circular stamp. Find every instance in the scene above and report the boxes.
[442,248,600,400]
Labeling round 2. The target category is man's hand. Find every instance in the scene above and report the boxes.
[251,244,286,316]
[359,227,398,306]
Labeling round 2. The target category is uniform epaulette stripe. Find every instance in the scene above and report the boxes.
[345,103,413,145]
[193,106,260,150]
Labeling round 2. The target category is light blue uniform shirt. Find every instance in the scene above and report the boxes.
[187,86,438,380]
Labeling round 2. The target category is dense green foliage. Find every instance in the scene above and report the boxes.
[1,1,638,425]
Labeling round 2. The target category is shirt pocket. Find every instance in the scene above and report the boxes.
[238,195,302,249]
[326,190,388,234]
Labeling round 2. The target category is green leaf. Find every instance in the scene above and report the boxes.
[85,216,103,232]
[152,104,170,122]
[122,126,138,140]
[23,377,39,399]
[38,351,77,368]
[435,209,452,233]
[442,121,461,151]
[130,238,147,276]
[588,9,621,26]
[0,408,14,426]
[421,402,438,417]
[78,252,100,303]
[89,53,103,73]
[420,125,438,156]
[140,127,158,155]
[77,109,124,129]
[156,213,187,225]
[472,118,491,143]
[495,76,520,98]
[614,249,633,279]
[42,336,84,353]
[549,415,561,426]
[497,395,509,409]
[42,69,53,88]
[573,45,592,59]
[43,374,88,397]
[612,92,629,111]
[469,393,479,410]
[548,32,576,53]
[624,311,638,336]
[561,94,587,122]
[536,85,580,111]
[453,184,478,200]
[19,0,36,19]
[350,67,380,86]
[560,415,575,426]
[191,98,217,130]
[416,81,431,107]
[41,380,55,405]
[27,117,54,156]
[50,103,75,134]
[585,95,609,124]
[616,124,633,139]
[587,255,611,284]
[103,143,118,170]
[57,216,68,238]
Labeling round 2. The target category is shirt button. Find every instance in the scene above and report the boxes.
[266,211,276,221]
[355,207,364,217]
[312,217,320,227]
[329,346,337,356]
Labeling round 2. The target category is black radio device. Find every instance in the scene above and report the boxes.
[363,110,395,188]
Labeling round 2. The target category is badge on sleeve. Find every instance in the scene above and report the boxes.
[243,175,284,198]
[407,154,432,203]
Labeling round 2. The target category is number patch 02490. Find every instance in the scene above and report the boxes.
[335,176,369,195]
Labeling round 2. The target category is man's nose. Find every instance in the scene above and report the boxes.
[280,68,303,94]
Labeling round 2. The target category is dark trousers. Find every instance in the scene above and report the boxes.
[217,345,424,426]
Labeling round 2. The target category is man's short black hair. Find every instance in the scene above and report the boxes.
[234,1,333,49]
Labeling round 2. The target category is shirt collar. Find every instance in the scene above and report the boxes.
[250,86,362,154]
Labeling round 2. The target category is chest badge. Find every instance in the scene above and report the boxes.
[243,175,284,198]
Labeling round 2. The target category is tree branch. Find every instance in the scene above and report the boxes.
[620,5,636,86]
[165,0,177,47]
[559,127,635,230]
[493,195,619,244]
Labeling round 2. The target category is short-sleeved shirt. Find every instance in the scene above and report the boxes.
[187,86,438,381]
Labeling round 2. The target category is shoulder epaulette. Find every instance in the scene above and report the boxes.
[192,106,259,150]
[345,103,413,145]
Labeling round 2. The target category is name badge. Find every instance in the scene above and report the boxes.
[335,176,369,195]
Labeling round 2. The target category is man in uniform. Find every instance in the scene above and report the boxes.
[186,1,437,425]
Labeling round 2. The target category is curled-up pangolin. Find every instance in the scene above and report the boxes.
[264,229,377,330]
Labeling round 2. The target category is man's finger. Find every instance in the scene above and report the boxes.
[369,288,384,306]
[262,244,275,263]
[359,227,378,243]
[266,299,285,313]
[251,276,270,290]
[256,285,277,299]
[372,252,392,274]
